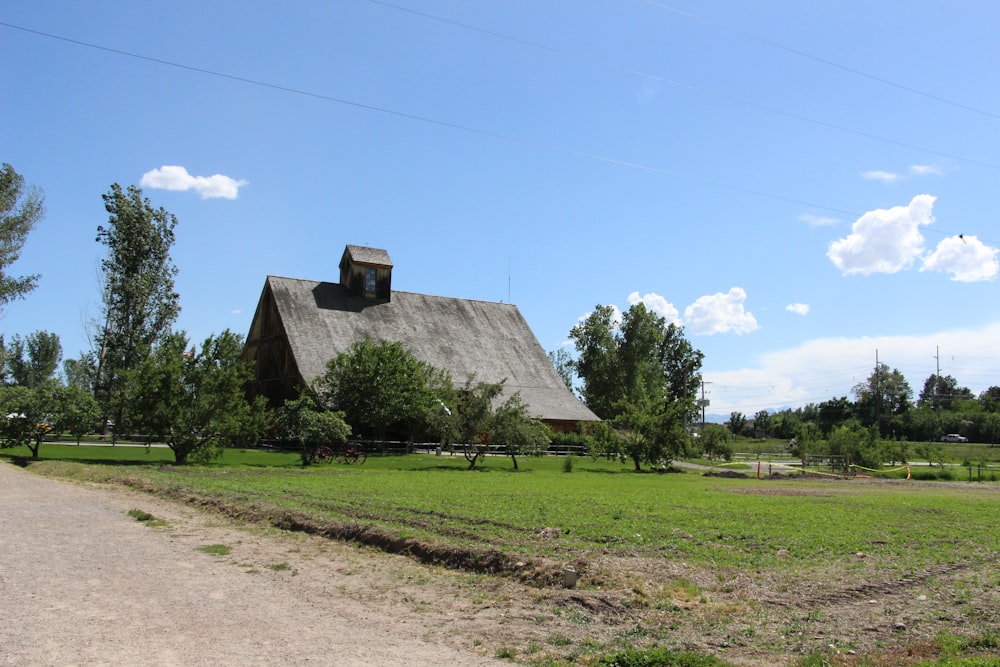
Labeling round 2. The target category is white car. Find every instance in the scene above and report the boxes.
[941,433,968,443]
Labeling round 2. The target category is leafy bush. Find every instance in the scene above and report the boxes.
[911,467,955,481]
[598,647,729,667]
[550,431,588,455]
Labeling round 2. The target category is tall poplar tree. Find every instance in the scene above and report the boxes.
[0,163,45,311]
[5,330,62,388]
[569,303,703,422]
[569,302,703,470]
[93,184,180,432]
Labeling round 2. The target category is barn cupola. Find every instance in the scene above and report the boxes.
[339,245,393,301]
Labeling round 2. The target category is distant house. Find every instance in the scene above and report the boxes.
[242,245,598,432]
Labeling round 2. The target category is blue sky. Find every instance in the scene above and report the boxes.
[2,1,998,417]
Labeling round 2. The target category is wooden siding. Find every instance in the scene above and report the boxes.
[241,281,305,407]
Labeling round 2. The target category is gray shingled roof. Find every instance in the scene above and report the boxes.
[343,245,393,267]
[266,275,597,423]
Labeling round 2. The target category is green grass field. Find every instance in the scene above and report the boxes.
[6,445,1000,572]
[5,445,999,666]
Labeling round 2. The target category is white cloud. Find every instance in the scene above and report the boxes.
[861,170,900,183]
[862,165,944,184]
[827,194,936,276]
[910,164,944,177]
[577,288,757,341]
[703,322,1000,416]
[799,212,841,227]
[684,287,759,336]
[627,291,681,324]
[140,165,248,199]
[786,303,810,316]
[922,234,999,282]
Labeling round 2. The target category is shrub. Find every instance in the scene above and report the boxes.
[911,467,955,481]
[598,647,729,667]
[550,431,588,455]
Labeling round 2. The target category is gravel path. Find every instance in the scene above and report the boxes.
[0,461,505,666]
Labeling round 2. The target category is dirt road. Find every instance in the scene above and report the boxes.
[0,461,505,666]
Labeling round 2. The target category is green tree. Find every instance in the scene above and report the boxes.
[6,330,62,388]
[63,352,98,392]
[0,382,55,459]
[585,420,623,460]
[918,374,974,411]
[314,337,447,443]
[978,386,1000,413]
[903,406,941,443]
[275,393,352,465]
[752,410,771,439]
[791,422,822,470]
[852,363,913,437]
[124,330,269,464]
[980,413,1000,446]
[547,348,575,392]
[568,304,619,418]
[613,401,653,472]
[51,384,100,445]
[93,184,180,433]
[816,396,855,436]
[727,411,747,438]
[938,397,983,442]
[491,392,551,470]
[612,397,689,472]
[433,377,504,469]
[0,163,44,311]
[828,424,883,470]
[883,438,909,466]
[914,440,946,468]
[770,409,802,440]
[568,302,702,470]
[700,423,732,462]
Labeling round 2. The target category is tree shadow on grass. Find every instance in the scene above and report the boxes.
[1,452,301,469]
[1,453,167,467]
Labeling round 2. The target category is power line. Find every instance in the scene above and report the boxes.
[642,0,1000,121]
[3,19,998,246]
[0,20,860,217]
[356,4,1000,246]
[367,0,1000,172]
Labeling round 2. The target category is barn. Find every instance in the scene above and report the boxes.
[242,245,598,431]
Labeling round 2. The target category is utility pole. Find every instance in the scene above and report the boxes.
[934,345,941,416]
[697,380,712,427]
[874,349,880,434]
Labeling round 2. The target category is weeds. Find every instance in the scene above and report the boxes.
[496,646,517,659]
[597,646,732,666]
[198,544,232,556]
[126,508,169,528]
